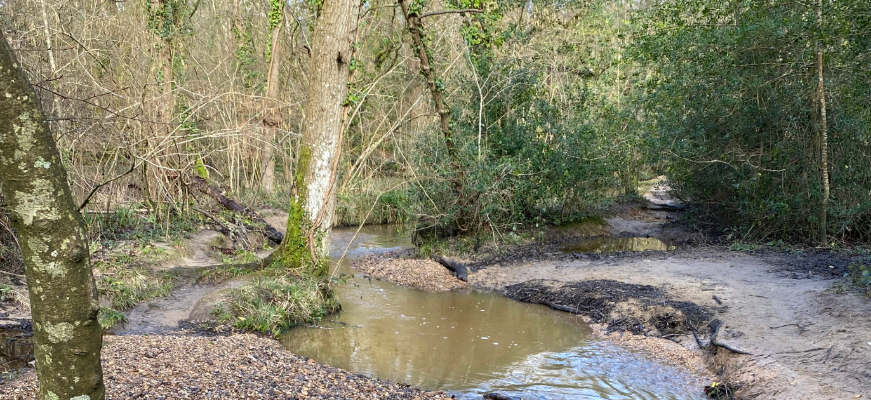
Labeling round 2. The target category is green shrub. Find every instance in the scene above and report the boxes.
[846,263,871,296]
[213,275,340,337]
[97,308,128,329]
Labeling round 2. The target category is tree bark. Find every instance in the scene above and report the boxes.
[817,0,829,246]
[397,0,465,195]
[261,1,284,194]
[277,0,358,275]
[0,32,105,400]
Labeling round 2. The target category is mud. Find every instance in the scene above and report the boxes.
[504,279,712,336]
[467,239,871,399]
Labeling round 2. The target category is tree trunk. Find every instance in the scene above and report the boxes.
[397,0,473,231]
[277,0,358,275]
[817,0,829,246]
[397,0,465,192]
[0,32,105,400]
[261,2,284,194]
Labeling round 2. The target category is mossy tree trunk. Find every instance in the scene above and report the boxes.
[0,32,105,400]
[276,0,358,275]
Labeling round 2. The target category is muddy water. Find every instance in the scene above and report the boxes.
[281,226,704,399]
[561,237,676,253]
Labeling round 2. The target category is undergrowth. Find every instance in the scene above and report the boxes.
[97,307,127,329]
[845,263,871,296]
[212,274,340,337]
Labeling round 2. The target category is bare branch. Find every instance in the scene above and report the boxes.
[419,9,483,18]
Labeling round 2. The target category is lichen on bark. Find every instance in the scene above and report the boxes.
[0,30,105,400]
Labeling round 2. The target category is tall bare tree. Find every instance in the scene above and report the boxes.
[816,0,829,245]
[276,0,359,273]
[0,32,104,400]
[260,0,286,193]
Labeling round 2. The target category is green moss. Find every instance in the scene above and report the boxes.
[275,145,328,277]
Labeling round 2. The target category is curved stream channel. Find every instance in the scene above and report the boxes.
[281,226,704,400]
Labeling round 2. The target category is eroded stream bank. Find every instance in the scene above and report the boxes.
[461,226,871,399]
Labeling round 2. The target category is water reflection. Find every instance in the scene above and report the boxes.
[561,237,676,253]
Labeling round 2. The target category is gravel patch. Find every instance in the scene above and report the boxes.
[2,334,450,399]
[353,252,468,292]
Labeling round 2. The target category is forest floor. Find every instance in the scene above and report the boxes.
[4,334,450,399]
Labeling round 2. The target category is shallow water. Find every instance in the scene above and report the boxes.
[281,226,703,399]
[561,237,676,253]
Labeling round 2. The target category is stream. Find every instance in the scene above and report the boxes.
[281,226,705,400]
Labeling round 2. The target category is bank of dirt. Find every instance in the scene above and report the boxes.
[371,188,870,399]
[353,250,468,292]
[465,240,870,399]
[2,334,450,399]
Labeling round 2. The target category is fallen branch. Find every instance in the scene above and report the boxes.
[193,206,231,235]
[185,174,284,244]
[710,321,753,355]
[419,9,483,18]
[686,315,704,349]
[430,254,468,281]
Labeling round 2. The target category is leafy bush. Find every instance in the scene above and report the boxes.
[632,0,871,243]
[846,263,871,296]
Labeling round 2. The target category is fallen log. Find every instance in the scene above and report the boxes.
[429,254,468,281]
[185,174,284,244]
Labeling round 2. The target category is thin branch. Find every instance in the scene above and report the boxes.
[78,162,136,211]
[419,9,483,18]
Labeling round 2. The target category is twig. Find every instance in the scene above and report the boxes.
[822,346,833,363]
[710,321,753,355]
[78,162,136,210]
[686,316,704,349]
[419,9,483,18]
[776,348,825,354]
[0,270,26,278]
[813,327,834,343]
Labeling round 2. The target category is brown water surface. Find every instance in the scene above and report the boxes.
[281,226,703,399]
